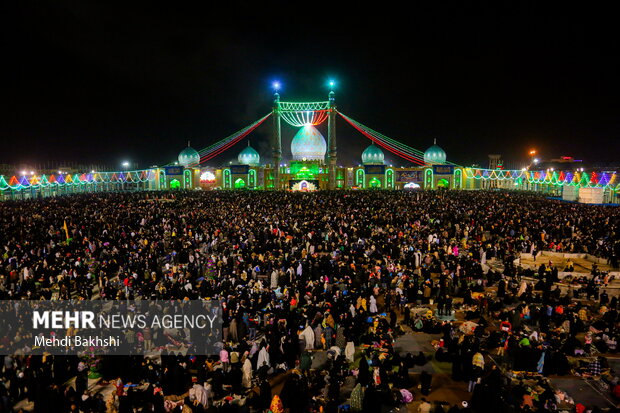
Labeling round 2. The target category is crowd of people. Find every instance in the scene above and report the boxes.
[0,189,619,412]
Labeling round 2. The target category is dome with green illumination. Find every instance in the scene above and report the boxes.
[424,141,446,164]
[361,144,385,165]
[178,145,200,167]
[291,125,327,161]
[238,143,260,166]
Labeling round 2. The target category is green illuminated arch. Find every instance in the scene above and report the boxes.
[424,168,434,189]
[234,178,246,189]
[170,179,181,189]
[386,168,394,189]
[356,169,365,188]
[453,169,462,189]
[184,169,192,189]
[223,169,231,189]
[159,171,166,189]
[249,169,257,188]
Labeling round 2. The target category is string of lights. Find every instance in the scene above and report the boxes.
[278,101,330,111]
[339,113,426,165]
[199,114,272,163]
[464,168,618,189]
[161,114,272,167]
[0,170,155,191]
[279,110,329,127]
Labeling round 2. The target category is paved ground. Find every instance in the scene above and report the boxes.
[394,327,470,412]
[518,255,614,274]
[549,377,616,410]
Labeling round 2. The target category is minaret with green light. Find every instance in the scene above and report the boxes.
[327,80,337,189]
[271,82,282,189]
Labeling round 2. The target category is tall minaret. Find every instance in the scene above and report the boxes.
[327,85,337,189]
[271,88,282,189]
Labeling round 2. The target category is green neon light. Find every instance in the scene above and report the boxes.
[278,101,330,111]
[425,168,434,189]
[386,168,394,189]
[341,114,461,167]
[356,169,365,188]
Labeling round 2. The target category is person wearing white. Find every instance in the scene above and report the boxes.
[369,295,378,314]
[270,270,278,289]
[345,341,355,363]
[242,357,253,389]
[257,345,270,368]
[189,383,210,408]
[300,325,315,350]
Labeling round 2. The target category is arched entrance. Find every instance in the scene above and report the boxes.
[170,179,181,189]
[234,178,246,189]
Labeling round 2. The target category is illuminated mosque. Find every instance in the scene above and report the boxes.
[163,88,464,192]
[1,84,618,204]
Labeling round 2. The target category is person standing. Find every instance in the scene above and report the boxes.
[420,370,432,396]
[241,355,252,389]
[445,295,453,317]
[468,351,484,392]
[369,295,378,314]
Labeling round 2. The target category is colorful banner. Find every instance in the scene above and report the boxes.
[396,170,423,182]
[364,165,386,175]
[230,165,249,175]
[433,165,454,175]
[165,166,184,176]
[289,180,319,191]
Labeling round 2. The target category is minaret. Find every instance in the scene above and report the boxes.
[327,86,337,189]
[272,90,282,189]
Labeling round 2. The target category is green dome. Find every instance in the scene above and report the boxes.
[238,144,260,166]
[362,144,385,165]
[424,142,446,164]
[178,146,200,167]
[291,125,327,161]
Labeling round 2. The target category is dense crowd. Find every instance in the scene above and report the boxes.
[1,190,620,413]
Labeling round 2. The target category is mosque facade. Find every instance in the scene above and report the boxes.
[6,90,616,202]
[161,126,465,192]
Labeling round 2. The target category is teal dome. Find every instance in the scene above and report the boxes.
[362,144,385,165]
[178,146,200,167]
[291,125,327,161]
[424,142,446,164]
[238,144,260,166]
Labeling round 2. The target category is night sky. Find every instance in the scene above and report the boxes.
[1,2,619,169]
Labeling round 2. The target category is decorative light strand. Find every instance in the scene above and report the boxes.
[0,169,156,191]
[339,113,426,165]
[279,110,329,127]
[199,114,271,163]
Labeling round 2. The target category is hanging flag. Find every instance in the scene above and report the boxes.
[63,220,70,241]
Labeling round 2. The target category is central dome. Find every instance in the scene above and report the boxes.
[291,125,327,161]
[238,143,260,166]
[362,144,385,165]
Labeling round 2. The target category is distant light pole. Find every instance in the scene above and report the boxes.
[528,150,537,169]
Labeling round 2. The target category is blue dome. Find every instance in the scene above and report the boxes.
[362,144,385,165]
[291,125,327,161]
[424,142,446,164]
[178,146,200,167]
[238,144,260,166]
